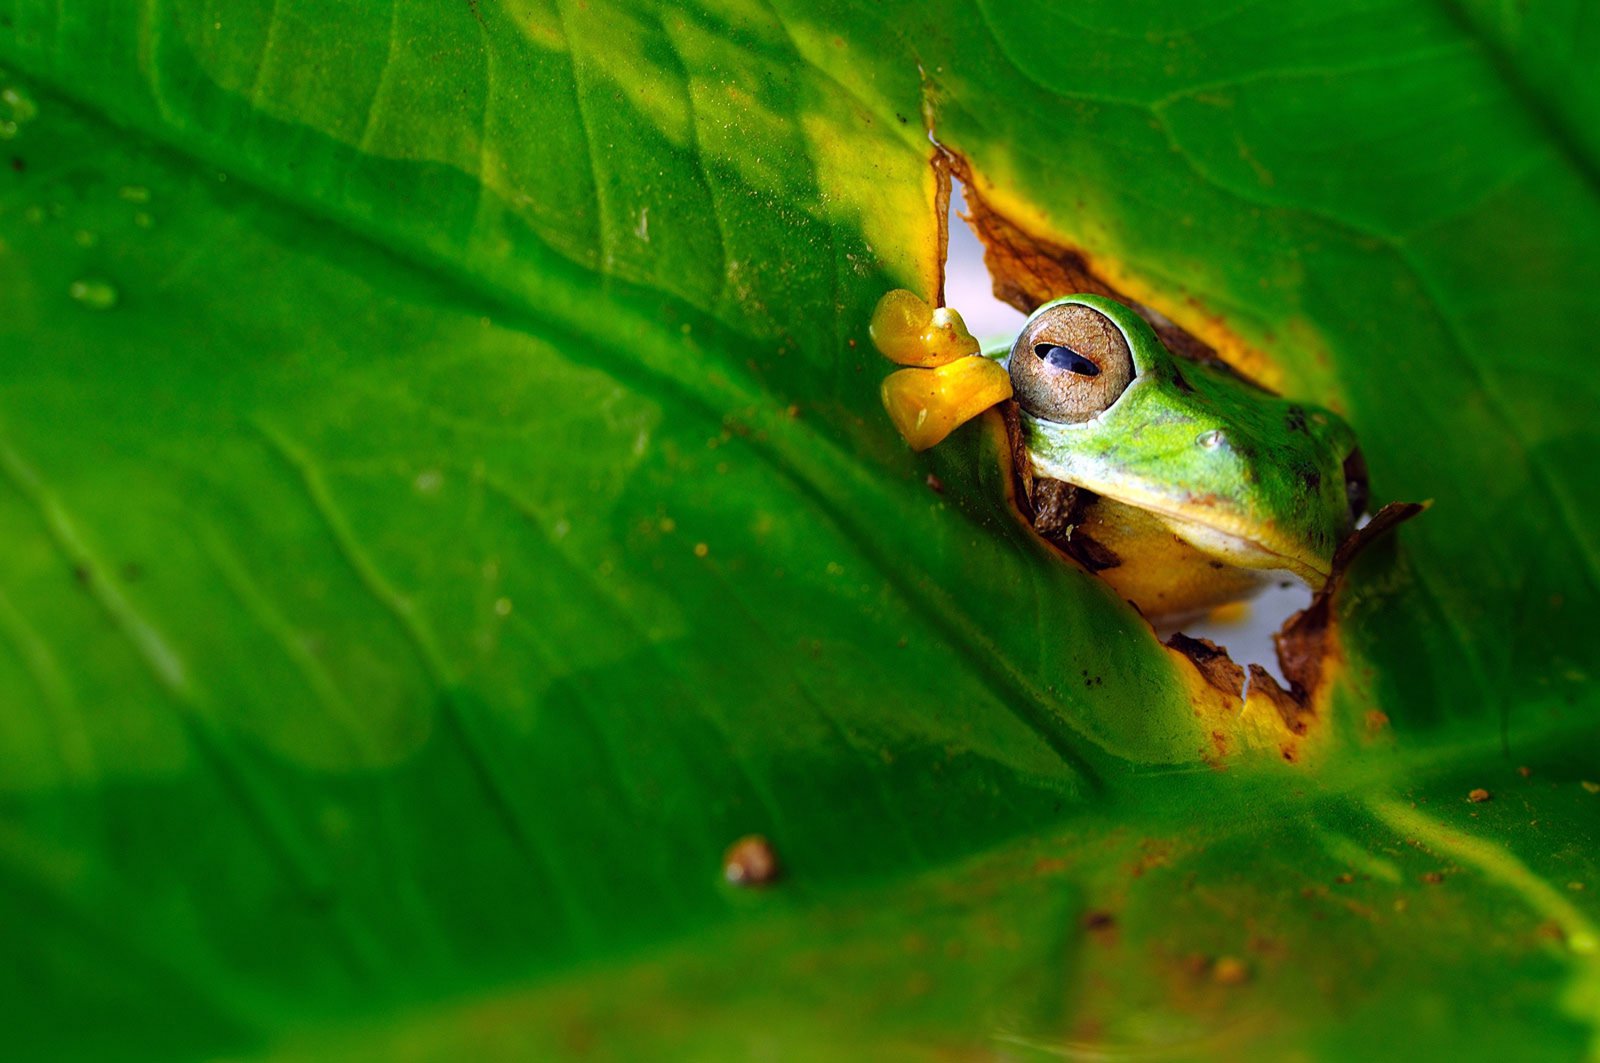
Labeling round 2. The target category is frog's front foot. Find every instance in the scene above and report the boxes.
[869,289,1012,451]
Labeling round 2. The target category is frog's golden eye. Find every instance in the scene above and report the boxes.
[1009,303,1135,423]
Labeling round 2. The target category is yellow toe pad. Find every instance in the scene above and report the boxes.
[881,358,1013,451]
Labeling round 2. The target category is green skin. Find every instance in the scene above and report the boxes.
[985,295,1361,585]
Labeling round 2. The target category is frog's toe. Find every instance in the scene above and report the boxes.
[881,357,1013,451]
[870,289,979,367]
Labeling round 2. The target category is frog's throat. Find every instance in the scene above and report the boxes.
[1031,457,1333,586]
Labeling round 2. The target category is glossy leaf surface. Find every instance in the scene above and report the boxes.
[0,0,1596,1056]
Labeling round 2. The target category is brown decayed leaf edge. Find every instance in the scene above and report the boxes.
[1267,500,1429,708]
[941,150,1257,384]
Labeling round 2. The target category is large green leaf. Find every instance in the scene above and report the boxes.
[0,0,1596,1057]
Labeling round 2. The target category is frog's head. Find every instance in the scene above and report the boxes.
[1003,295,1367,585]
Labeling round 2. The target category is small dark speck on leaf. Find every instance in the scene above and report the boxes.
[723,834,780,887]
[1468,788,1491,803]
[925,473,944,493]
[1335,872,1354,884]
[896,112,908,124]
[1421,871,1445,885]
[122,562,143,582]
[1083,910,1116,931]
[72,565,91,585]
[1518,765,1533,778]
[9,156,23,173]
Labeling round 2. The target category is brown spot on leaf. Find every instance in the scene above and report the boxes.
[1212,956,1250,985]
[723,835,781,887]
[1126,839,1175,879]
[1468,788,1492,803]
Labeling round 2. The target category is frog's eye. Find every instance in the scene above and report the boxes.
[1009,303,1135,423]
[1035,344,1101,376]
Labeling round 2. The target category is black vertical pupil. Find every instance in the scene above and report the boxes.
[1035,343,1100,377]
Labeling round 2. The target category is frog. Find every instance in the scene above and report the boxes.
[869,289,1369,622]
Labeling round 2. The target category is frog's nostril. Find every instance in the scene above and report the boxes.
[1344,447,1370,521]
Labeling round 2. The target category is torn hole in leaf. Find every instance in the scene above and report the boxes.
[944,180,1026,340]
[935,146,1423,748]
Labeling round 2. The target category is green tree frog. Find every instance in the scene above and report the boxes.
[871,290,1369,622]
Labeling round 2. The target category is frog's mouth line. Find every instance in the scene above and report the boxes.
[1094,480,1331,582]
[1063,473,1333,585]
